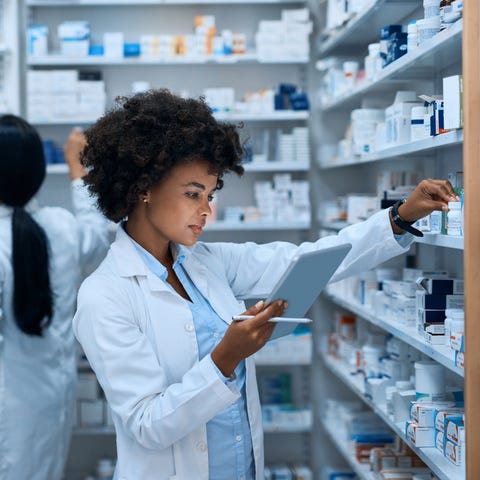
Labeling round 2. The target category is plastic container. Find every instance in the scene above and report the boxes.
[418,15,441,44]
[445,308,465,345]
[447,201,463,236]
[410,105,427,141]
[407,21,419,52]
[424,0,440,18]
[343,61,359,90]
[362,344,385,377]
[414,361,445,401]
[365,43,381,81]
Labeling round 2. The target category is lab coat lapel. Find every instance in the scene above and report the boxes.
[182,254,233,324]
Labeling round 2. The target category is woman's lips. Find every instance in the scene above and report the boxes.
[189,224,204,235]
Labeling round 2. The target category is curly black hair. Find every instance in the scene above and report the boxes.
[82,89,245,222]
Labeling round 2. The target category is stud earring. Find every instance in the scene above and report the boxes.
[143,197,148,203]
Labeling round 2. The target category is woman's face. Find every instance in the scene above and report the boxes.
[138,158,218,248]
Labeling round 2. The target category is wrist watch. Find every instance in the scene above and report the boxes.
[390,199,424,237]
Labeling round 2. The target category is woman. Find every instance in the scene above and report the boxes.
[0,117,110,480]
[73,89,457,480]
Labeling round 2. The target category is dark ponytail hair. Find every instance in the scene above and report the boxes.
[0,115,53,336]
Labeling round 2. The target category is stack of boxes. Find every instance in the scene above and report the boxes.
[415,276,464,346]
[405,401,465,467]
[27,70,106,123]
[253,174,310,224]
[256,8,312,61]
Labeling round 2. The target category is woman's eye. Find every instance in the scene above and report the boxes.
[208,194,215,202]
[186,192,199,199]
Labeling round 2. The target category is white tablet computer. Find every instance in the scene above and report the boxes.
[263,243,352,340]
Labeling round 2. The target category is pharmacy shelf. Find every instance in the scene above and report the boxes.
[27,53,308,66]
[36,111,309,127]
[324,290,464,377]
[318,220,350,231]
[321,418,375,480]
[46,164,69,174]
[320,130,464,169]
[214,111,309,121]
[74,421,311,435]
[415,233,464,250]
[318,221,464,250]
[320,20,463,112]
[243,161,310,172]
[73,427,115,436]
[33,119,98,126]
[318,0,419,56]
[47,162,311,174]
[27,0,303,5]
[206,220,310,231]
[263,422,312,433]
[254,357,311,366]
[322,353,464,480]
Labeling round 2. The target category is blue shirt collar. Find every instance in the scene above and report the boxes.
[121,222,186,281]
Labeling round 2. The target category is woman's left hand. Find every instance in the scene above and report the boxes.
[396,178,460,225]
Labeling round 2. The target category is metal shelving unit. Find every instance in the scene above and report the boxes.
[318,0,419,56]
[322,353,464,480]
[314,0,465,475]
[320,19,463,112]
[320,130,464,169]
[318,221,464,250]
[206,220,311,231]
[324,290,463,377]
[27,53,309,66]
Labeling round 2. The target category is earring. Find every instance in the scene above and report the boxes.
[143,197,148,203]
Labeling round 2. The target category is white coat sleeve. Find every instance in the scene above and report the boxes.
[70,179,110,269]
[73,279,240,450]
[214,208,413,299]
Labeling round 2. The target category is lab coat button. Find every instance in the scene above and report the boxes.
[213,332,219,338]
[184,323,194,332]
[235,435,242,442]
[196,441,207,452]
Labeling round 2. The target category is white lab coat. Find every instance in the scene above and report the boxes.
[73,208,412,480]
[0,180,109,480]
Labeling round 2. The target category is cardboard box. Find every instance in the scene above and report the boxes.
[443,75,463,130]
[405,421,435,447]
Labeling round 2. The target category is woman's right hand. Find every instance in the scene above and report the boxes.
[211,300,287,377]
[64,127,87,180]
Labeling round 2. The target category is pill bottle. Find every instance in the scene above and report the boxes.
[447,201,462,236]
[424,0,440,18]
[445,309,464,346]
[407,21,419,53]
[418,15,441,44]
[410,105,427,141]
[414,360,445,401]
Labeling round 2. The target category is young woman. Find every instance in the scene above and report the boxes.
[73,89,458,480]
[0,117,110,480]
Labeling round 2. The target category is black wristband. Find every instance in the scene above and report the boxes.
[390,199,424,237]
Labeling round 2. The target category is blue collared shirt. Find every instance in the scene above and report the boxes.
[129,234,255,480]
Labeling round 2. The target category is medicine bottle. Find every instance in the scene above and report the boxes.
[407,22,418,53]
[445,309,464,346]
[410,105,426,140]
[447,201,462,236]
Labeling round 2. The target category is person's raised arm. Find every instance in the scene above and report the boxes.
[64,127,87,181]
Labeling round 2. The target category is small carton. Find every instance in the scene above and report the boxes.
[405,421,435,447]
